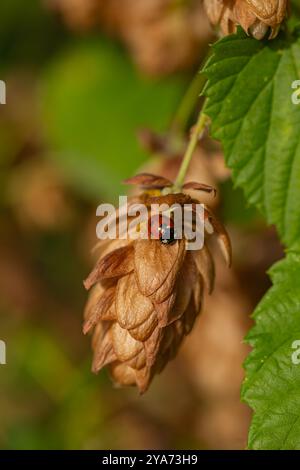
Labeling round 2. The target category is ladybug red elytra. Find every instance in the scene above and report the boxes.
[148,214,177,245]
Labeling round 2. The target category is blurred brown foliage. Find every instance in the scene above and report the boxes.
[48,0,214,75]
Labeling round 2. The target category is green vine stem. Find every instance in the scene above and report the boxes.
[170,71,207,135]
[173,110,208,192]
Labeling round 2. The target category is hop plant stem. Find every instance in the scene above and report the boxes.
[171,72,207,135]
[173,110,208,191]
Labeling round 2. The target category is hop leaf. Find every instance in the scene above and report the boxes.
[203,28,300,449]
[242,249,300,449]
[203,29,300,247]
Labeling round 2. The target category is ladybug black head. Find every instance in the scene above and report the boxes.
[148,214,177,245]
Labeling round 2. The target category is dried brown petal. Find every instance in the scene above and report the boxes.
[83,286,116,334]
[149,239,186,303]
[84,245,134,289]
[116,273,154,329]
[144,327,165,369]
[182,295,199,335]
[154,292,176,327]
[183,181,217,197]
[205,207,232,267]
[129,312,158,342]
[84,283,105,322]
[146,193,192,207]
[123,173,172,189]
[245,0,287,25]
[92,323,117,372]
[111,323,146,370]
[156,255,196,327]
[135,367,153,394]
[192,271,203,315]
[193,244,215,294]
[134,238,185,298]
[109,362,137,387]
[204,0,288,39]
[249,19,270,39]
[92,236,132,259]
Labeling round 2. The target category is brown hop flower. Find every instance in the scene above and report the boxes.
[83,174,231,393]
[204,0,288,39]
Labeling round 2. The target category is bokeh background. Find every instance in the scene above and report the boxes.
[0,0,284,450]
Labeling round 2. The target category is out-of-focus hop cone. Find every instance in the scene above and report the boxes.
[204,0,289,39]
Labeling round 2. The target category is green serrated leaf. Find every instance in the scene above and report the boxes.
[203,30,300,248]
[242,250,300,449]
[204,29,300,450]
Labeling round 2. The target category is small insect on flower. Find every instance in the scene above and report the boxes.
[148,214,177,245]
[83,173,231,393]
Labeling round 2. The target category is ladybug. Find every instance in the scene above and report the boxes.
[148,214,177,245]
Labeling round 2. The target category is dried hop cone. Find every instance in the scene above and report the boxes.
[83,173,231,393]
[204,0,289,40]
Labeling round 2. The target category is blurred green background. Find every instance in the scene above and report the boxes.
[0,0,285,450]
